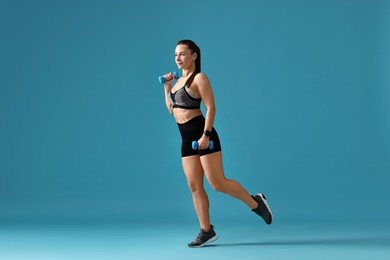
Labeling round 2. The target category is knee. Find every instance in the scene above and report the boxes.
[187,181,203,193]
[210,180,226,193]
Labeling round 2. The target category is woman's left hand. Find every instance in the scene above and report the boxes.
[197,135,210,150]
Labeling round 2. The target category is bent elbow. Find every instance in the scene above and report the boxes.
[208,105,216,114]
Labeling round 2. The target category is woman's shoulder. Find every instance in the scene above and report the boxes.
[193,72,210,85]
[194,72,208,79]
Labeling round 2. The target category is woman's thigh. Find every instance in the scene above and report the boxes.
[200,152,226,185]
[182,155,205,188]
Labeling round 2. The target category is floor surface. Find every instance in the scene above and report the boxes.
[0,220,389,260]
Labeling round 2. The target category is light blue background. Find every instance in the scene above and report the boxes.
[1,0,389,225]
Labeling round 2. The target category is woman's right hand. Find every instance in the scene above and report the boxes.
[162,72,176,87]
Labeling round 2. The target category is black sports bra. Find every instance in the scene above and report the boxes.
[169,86,201,110]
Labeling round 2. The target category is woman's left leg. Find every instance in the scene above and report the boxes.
[200,151,258,209]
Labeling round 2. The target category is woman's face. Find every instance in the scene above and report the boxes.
[175,44,196,70]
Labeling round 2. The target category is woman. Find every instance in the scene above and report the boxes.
[161,40,273,248]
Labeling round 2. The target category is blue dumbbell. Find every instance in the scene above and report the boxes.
[192,140,214,150]
[159,71,180,84]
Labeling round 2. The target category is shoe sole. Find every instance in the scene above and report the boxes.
[188,235,219,248]
[257,193,273,224]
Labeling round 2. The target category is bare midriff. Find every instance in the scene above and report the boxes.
[173,108,202,124]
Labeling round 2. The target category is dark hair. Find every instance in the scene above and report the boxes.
[177,39,201,88]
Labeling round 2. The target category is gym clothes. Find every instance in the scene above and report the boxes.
[169,85,201,109]
[177,115,222,157]
[252,193,273,224]
[188,225,218,248]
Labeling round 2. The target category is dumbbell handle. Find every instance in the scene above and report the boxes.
[192,140,214,150]
[159,71,180,84]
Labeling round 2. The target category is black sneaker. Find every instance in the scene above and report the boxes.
[188,225,218,248]
[252,193,273,224]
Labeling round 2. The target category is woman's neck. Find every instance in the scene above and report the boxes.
[182,65,196,78]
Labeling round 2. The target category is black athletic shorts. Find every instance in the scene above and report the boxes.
[177,115,222,157]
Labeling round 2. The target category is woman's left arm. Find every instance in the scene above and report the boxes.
[196,73,216,147]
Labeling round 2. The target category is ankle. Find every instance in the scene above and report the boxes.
[201,225,211,232]
[250,196,259,209]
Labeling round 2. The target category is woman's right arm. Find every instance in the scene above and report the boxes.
[162,72,175,114]
[164,84,173,114]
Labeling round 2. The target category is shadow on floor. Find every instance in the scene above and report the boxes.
[208,236,390,248]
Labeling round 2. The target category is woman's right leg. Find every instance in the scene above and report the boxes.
[182,155,211,232]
